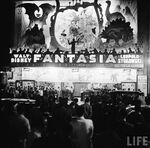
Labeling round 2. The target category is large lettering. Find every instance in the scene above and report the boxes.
[43,54,52,63]
[10,50,143,68]
[34,54,41,62]
[105,55,116,63]
[76,55,87,63]
[55,55,64,63]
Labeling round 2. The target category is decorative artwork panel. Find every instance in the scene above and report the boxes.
[10,0,141,68]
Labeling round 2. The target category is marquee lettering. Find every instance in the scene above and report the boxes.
[10,51,143,68]
[76,55,87,63]
[43,54,52,63]
[11,54,32,63]
[67,54,75,63]
[55,55,64,63]
[89,55,96,63]
[34,54,41,62]
[105,55,116,63]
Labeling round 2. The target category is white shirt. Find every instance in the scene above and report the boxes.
[70,116,94,148]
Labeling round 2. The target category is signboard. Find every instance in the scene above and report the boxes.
[137,75,147,96]
[10,52,143,68]
[121,82,136,91]
[10,0,140,68]
[15,80,35,88]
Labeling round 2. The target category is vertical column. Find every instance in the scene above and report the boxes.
[138,0,149,95]
[0,72,8,89]
[148,2,150,95]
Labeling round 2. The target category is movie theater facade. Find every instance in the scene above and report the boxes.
[8,0,150,97]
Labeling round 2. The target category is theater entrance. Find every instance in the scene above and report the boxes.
[9,67,138,98]
[73,82,88,97]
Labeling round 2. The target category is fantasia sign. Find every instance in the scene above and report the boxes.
[10,52,143,68]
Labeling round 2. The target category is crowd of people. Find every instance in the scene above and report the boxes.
[0,86,150,148]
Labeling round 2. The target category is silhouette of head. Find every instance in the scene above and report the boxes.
[74,98,78,104]
[76,105,84,117]
[106,0,111,5]
[85,97,90,103]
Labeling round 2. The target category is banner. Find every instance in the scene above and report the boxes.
[10,51,143,68]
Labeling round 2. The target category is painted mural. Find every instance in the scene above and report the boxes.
[10,0,142,67]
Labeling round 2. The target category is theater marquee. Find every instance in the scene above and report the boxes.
[10,0,141,68]
[10,52,143,68]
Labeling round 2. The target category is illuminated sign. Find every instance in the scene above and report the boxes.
[118,55,142,64]
[10,51,143,68]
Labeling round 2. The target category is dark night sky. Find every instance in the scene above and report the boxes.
[0,0,14,69]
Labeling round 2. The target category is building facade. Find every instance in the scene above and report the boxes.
[1,0,150,96]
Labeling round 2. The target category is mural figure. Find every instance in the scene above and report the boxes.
[16,3,55,48]
[101,18,133,47]
[68,38,79,54]
[16,3,55,29]
[18,24,45,47]
[105,0,125,23]
[12,0,138,58]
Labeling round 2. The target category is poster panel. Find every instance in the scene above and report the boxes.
[137,75,147,96]
[121,82,136,91]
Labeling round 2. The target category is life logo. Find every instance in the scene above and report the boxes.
[127,136,150,147]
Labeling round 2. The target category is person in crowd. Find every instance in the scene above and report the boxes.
[30,113,73,148]
[82,97,92,119]
[51,97,72,137]
[57,86,62,99]
[1,102,31,148]
[68,98,79,117]
[91,96,104,135]
[70,86,74,100]
[16,103,31,148]
[69,101,77,117]
[70,105,94,148]
[25,104,45,148]
[145,94,150,105]
[74,98,79,109]
[138,92,146,105]
[126,99,145,125]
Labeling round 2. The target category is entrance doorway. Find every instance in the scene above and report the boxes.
[73,82,89,97]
